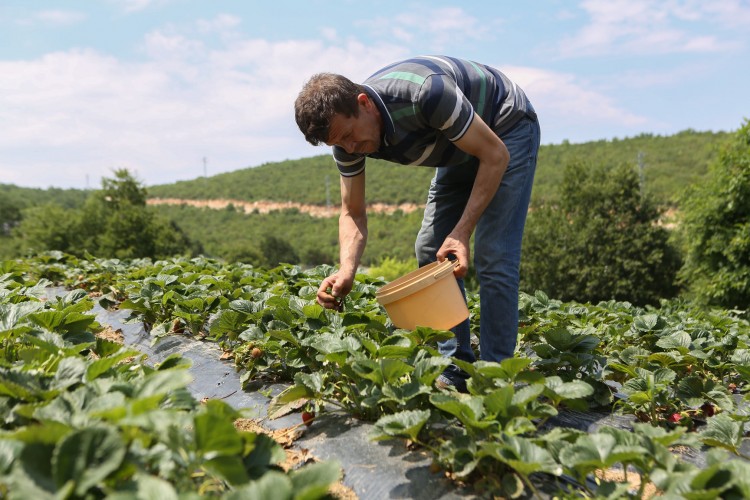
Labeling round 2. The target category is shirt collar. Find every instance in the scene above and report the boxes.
[362,84,394,147]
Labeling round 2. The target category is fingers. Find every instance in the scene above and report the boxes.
[316,276,348,310]
[452,259,468,279]
[436,236,470,279]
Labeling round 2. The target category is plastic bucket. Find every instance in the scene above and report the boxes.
[375,260,469,330]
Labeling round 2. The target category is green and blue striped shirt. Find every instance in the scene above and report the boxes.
[334,55,532,177]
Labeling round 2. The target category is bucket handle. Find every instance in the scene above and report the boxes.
[433,260,460,280]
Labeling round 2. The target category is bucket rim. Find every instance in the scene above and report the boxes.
[375,260,457,305]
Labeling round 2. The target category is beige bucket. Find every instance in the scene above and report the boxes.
[375,260,469,330]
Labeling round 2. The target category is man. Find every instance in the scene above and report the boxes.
[294,55,540,391]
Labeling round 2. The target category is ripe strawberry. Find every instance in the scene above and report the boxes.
[251,347,263,359]
[668,413,682,423]
[301,411,315,426]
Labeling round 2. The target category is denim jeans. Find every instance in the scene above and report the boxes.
[415,112,541,382]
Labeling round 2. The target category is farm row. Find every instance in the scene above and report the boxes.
[3,252,750,498]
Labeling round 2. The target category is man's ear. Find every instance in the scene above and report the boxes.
[357,93,371,108]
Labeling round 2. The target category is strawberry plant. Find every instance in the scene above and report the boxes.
[0,267,340,498]
[10,254,750,499]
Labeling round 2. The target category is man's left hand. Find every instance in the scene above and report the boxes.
[436,231,470,278]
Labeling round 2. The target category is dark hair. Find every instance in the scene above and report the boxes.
[294,73,362,145]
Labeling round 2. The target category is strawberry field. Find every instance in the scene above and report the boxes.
[2,252,750,499]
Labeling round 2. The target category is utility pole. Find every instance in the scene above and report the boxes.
[637,151,645,198]
[203,157,207,178]
[325,175,331,208]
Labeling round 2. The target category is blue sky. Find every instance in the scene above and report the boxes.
[1,0,748,189]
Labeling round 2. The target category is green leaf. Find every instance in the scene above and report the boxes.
[268,329,300,346]
[134,368,192,398]
[633,314,666,332]
[544,328,600,352]
[209,309,248,338]
[655,331,692,351]
[370,409,431,442]
[295,371,324,394]
[52,425,126,495]
[51,357,86,391]
[243,433,286,476]
[0,438,23,473]
[558,433,617,472]
[429,393,491,428]
[512,383,545,405]
[479,435,561,476]
[203,455,249,486]
[127,473,179,500]
[268,384,312,420]
[545,379,594,401]
[223,471,292,500]
[194,402,244,459]
[289,460,341,500]
[302,303,326,320]
[699,414,744,454]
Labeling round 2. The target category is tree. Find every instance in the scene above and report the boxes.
[260,235,299,267]
[677,120,750,309]
[0,197,22,236]
[14,169,196,260]
[521,161,681,305]
[14,203,77,256]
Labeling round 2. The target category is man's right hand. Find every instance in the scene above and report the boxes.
[317,272,354,310]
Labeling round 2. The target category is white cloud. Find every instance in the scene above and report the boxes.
[35,10,86,25]
[108,0,170,13]
[363,6,498,50]
[0,22,407,189]
[502,65,649,140]
[558,0,745,57]
[196,14,241,34]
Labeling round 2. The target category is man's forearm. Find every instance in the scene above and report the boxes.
[453,159,505,238]
[338,212,368,278]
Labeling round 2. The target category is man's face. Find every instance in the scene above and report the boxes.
[325,94,382,154]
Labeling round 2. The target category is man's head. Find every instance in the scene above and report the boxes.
[295,73,383,154]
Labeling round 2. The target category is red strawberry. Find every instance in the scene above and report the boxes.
[302,411,315,426]
[668,413,682,423]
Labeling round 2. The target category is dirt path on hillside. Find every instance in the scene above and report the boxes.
[147,198,423,218]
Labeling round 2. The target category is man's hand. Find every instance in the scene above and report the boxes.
[437,231,471,278]
[317,272,354,310]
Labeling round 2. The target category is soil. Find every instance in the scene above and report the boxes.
[147,197,422,219]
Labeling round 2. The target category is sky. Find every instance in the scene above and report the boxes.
[1,1,748,190]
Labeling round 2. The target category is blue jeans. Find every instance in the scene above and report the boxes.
[415,113,540,381]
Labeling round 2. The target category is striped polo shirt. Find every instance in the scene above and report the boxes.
[333,55,532,177]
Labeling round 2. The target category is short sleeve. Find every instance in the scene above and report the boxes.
[418,74,475,142]
[332,146,366,177]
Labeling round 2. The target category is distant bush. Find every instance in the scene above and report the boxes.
[521,161,681,306]
[677,120,750,309]
[367,256,419,282]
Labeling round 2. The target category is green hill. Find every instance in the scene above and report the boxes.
[148,129,729,206]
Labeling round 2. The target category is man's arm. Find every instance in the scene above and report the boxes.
[437,115,510,278]
[317,172,368,309]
